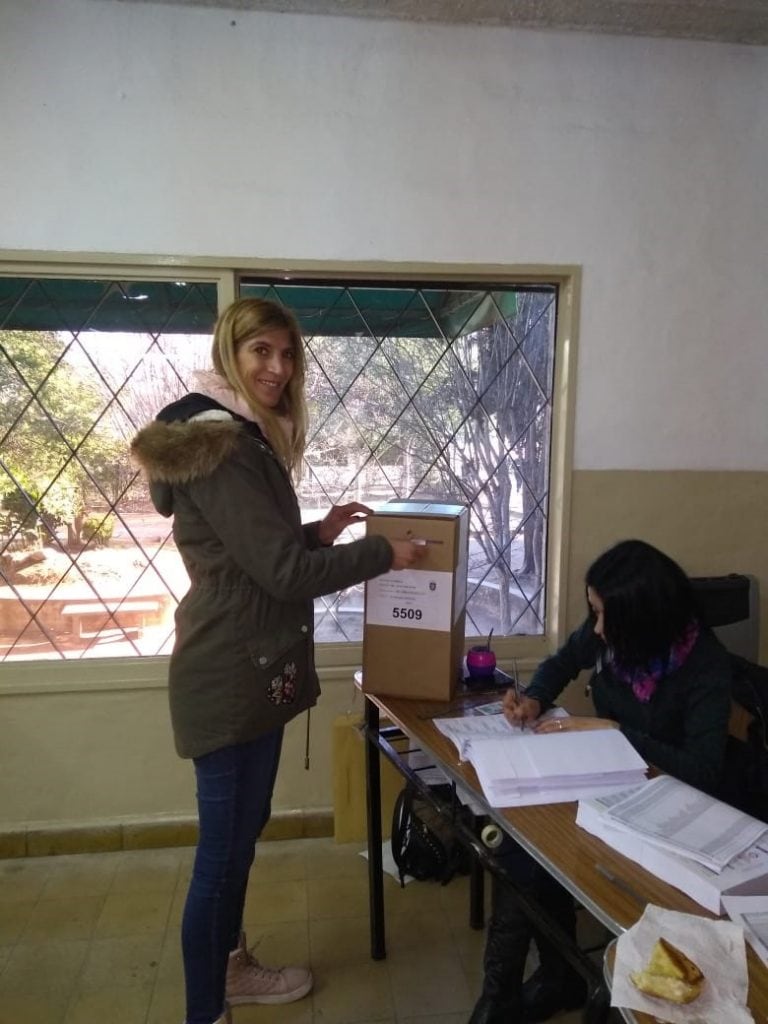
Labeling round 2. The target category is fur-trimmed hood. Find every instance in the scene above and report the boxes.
[130,393,270,517]
[131,417,242,486]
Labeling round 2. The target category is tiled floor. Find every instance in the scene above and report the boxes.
[0,837,610,1024]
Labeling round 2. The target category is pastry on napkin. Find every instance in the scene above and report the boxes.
[630,937,704,1004]
[611,904,754,1023]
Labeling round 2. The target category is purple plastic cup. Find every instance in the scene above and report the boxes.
[466,645,497,679]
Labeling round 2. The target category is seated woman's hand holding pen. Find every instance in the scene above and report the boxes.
[502,689,541,728]
[503,688,619,733]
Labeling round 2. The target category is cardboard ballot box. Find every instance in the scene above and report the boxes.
[362,501,469,701]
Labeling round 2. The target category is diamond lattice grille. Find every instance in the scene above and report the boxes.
[0,277,218,660]
[0,276,556,659]
[243,280,557,644]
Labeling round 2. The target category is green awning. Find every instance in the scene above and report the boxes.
[0,278,219,335]
[240,281,526,339]
[1,276,552,339]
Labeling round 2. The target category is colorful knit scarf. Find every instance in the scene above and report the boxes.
[611,620,700,703]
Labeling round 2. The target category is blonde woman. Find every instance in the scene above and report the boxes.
[132,298,422,1024]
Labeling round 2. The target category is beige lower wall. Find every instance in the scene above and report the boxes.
[566,470,767,660]
[0,468,765,839]
[0,673,369,834]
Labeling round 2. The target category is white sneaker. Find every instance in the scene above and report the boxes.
[226,933,313,1006]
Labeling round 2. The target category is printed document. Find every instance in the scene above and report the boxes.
[602,775,768,872]
[434,706,568,753]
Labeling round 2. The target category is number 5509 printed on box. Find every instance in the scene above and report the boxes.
[365,569,454,633]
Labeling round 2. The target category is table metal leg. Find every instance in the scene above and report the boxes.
[363,696,386,959]
[469,852,485,930]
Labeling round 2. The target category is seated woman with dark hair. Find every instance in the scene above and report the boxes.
[469,539,732,1024]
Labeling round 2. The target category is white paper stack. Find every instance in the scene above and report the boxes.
[434,713,648,807]
[577,777,768,913]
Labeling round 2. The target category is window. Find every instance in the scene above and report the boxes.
[0,268,566,663]
[0,275,218,660]
[241,279,557,645]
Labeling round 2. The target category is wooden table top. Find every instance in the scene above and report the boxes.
[366,689,768,1024]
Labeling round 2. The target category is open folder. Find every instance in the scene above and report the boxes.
[434,713,647,808]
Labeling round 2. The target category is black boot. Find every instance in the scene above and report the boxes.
[468,990,520,1024]
[521,876,587,1022]
[468,875,530,1023]
[521,964,588,1022]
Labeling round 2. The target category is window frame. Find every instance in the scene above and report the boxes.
[0,253,579,695]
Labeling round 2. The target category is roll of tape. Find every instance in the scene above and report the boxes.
[481,823,503,849]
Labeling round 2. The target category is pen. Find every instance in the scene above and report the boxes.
[594,862,646,906]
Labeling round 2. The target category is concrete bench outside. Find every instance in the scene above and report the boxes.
[61,599,161,639]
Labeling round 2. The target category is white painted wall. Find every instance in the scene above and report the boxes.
[1,0,766,471]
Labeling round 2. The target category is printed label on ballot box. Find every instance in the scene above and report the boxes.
[366,568,453,631]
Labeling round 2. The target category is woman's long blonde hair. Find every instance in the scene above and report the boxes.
[211,297,308,477]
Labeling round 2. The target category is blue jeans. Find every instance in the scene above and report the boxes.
[182,730,283,1024]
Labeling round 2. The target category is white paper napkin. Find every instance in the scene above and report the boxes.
[611,904,753,1024]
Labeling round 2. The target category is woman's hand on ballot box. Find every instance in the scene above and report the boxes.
[389,539,428,570]
[318,501,374,544]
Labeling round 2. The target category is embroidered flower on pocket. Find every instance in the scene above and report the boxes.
[267,660,298,705]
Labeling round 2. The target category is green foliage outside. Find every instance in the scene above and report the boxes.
[0,330,121,553]
[81,513,115,548]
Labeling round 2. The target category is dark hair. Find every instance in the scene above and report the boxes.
[585,539,695,668]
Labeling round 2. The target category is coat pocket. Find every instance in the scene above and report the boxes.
[248,627,312,707]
